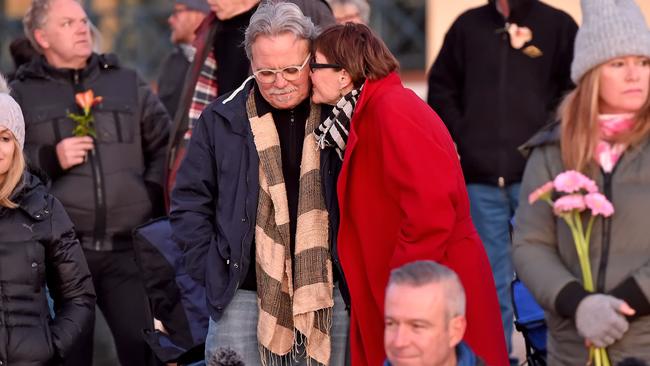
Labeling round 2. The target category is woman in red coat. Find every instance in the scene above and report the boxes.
[310,23,508,366]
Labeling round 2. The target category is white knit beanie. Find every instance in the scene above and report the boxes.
[0,74,25,150]
[571,0,650,83]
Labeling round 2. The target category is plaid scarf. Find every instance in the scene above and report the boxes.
[246,90,333,365]
[186,51,218,140]
[313,87,363,160]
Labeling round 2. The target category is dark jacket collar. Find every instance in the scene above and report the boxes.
[518,121,560,158]
[213,78,313,136]
[487,0,536,23]
[383,341,483,366]
[0,171,49,220]
[14,53,119,83]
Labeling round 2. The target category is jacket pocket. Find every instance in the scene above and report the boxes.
[94,101,136,143]
[23,106,72,143]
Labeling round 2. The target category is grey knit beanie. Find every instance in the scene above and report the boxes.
[0,74,25,150]
[571,0,650,83]
[176,0,210,14]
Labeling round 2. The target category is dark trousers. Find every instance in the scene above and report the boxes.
[65,249,156,366]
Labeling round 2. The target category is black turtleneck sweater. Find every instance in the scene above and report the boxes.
[240,87,311,290]
[212,5,258,96]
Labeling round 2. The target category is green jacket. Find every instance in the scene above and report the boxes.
[513,123,650,365]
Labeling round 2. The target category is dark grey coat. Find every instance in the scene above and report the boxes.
[513,124,650,365]
[11,54,170,251]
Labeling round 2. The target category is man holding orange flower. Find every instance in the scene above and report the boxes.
[10,0,170,365]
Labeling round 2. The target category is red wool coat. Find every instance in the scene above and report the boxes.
[337,73,508,366]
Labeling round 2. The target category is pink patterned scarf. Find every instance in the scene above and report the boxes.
[595,114,635,173]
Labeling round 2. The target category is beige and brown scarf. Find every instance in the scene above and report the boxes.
[246,90,334,365]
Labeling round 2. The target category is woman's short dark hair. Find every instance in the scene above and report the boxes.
[312,23,399,88]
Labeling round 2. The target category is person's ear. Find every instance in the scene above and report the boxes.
[34,29,50,50]
[448,315,467,348]
[338,69,353,90]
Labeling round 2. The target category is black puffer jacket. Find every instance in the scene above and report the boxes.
[0,172,95,365]
[11,54,170,251]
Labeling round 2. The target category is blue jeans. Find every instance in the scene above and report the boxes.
[466,183,520,362]
[205,286,349,366]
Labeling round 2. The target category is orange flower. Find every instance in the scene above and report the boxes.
[75,90,103,115]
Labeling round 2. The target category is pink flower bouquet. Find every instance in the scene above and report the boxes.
[529,170,614,366]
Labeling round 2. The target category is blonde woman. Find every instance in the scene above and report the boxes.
[513,0,650,364]
[0,73,95,365]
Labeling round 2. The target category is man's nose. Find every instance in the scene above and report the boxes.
[274,72,289,87]
[77,23,89,34]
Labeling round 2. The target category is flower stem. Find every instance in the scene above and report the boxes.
[600,348,611,366]
[585,215,595,249]
[595,346,602,366]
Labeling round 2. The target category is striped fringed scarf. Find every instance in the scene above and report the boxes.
[313,86,362,160]
[246,90,333,365]
[186,51,218,139]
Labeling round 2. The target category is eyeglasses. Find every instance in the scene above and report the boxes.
[309,58,343,70]
[252,55,311,84]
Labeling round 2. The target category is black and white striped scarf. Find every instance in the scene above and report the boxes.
[313,86,363,160]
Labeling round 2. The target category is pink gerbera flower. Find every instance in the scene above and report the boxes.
[528,181,554,204]
[584,193,615,217]
[553,170,598,194]
[553,194,586,215]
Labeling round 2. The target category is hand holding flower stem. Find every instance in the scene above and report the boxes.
[529,171,618,366]
[67,90,102,164]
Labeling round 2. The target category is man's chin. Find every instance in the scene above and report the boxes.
[388,355,421,366]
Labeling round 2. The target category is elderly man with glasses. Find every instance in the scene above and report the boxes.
[169,2,349,365]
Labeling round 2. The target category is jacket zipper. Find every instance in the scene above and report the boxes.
[497,22,509,186]
[239,143,253,289]
[89,148,107,250]
[72,70,107,250]
[596,172,613,292]
[289,110,296,168]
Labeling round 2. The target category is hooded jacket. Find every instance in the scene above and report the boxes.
[427,0,577,186]
[0,172,95,365]
[513,123,650,365]
[11,54,170,251]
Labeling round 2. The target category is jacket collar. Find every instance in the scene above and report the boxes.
[215,78,314,136]
[487,0,536,24]
[353,71,402,119]
[383,342,481,366]
[15,53,119,83]
[518,121,560,158]
[0,171,49,221]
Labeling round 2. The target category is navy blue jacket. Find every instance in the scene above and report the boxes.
[169,80,347,321]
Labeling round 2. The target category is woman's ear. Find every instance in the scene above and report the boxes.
[339,69,353,91]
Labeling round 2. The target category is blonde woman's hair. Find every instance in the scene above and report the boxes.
[0,137,25,209]
[559,65,650,173]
